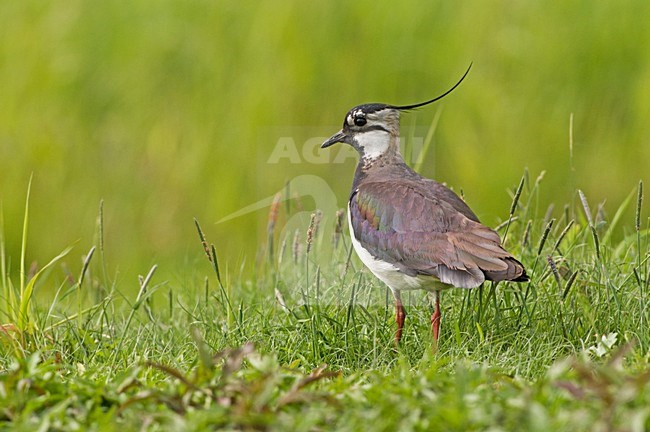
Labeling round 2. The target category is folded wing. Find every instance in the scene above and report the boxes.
[350,181,528,288]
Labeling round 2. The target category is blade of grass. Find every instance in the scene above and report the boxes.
[18,246,72,333]
[502,173,526,243]
[537,219,555,256]
[635,181,643,277]
[413,105,443,173]
[578,190,600,260]
[553,220,575,254]
[77,246,96,329]
[194,218,222,285]
[114,265,158,358]
[0,203,8,320]
[20,175,32,302]
[601,188,635,245]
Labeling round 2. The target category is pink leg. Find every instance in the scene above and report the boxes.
[431,290,441,345]
[395,294,406,345]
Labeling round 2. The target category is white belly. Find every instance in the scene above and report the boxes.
[347,206,442,293]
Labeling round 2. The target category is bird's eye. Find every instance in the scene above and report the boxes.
[354,116,367,127]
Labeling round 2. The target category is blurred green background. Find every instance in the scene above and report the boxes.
[1,1,648,281]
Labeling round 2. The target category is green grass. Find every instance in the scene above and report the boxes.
[1,2,649,429]
[0,176,648,431]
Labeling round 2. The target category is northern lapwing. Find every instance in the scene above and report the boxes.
[321,66,529,345]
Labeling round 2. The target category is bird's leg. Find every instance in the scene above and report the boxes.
[394,292,406,345]
[431,290,441,346]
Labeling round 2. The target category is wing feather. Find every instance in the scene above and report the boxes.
[350,181,528,288]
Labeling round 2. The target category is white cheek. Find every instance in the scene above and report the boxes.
[354,130,390,159]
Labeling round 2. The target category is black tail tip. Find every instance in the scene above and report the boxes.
[513,271,530,283]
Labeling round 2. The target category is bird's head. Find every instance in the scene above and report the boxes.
[321,64,472,163]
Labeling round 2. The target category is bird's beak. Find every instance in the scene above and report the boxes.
[321,130,349,148]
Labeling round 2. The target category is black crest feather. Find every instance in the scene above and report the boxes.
[389,63,472,111]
